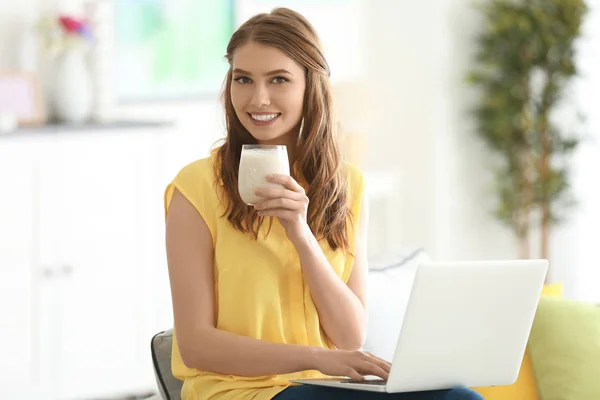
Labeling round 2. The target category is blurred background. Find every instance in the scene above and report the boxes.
[1,0,598,399]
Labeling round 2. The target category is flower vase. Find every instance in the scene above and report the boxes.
[52,48,94,124]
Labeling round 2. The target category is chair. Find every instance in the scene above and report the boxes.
[149,330,183,400]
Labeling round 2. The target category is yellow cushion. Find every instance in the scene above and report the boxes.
[473,284,563,400]
[540,284,563,298]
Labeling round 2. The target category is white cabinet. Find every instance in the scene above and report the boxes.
[0,137,37,399]
[0,124,175,399]
[37,132,157,398]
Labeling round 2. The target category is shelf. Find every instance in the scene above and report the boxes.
[0,120,174,139]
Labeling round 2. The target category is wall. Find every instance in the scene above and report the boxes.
[567,3,600,301]
[437,0,600,301]
[0,0,41,71]
[360,0,517,259]
[1,0,598,301]
[360,0,599,301]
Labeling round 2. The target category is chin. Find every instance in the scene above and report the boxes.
[249,131,287,143]
[244,124,291,144]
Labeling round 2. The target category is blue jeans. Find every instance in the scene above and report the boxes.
[273,385,484,400]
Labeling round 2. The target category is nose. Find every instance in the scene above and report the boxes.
[250,83,270,107]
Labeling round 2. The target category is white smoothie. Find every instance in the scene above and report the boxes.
[238,146,290,205]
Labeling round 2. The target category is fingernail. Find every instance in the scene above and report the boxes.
[266,174,273,180]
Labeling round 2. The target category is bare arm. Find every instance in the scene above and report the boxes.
[166,188,318,376]
[167,187,389,380]
[294,193,370,350]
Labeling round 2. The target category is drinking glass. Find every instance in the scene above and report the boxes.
[238,144,290,205]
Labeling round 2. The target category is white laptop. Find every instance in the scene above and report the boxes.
[290,259,548,393]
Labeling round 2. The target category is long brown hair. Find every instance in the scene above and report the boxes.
[216,7,351,252]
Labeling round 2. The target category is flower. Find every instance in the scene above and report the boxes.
[59,16,84,34]
[35,13,94,56]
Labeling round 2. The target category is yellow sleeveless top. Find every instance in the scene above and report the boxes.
[163,148,367,400]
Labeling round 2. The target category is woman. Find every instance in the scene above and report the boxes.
[164,7,484,400]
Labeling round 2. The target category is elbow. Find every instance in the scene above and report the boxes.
[334,330,367,351]
[180,347,200,369]
[179,344,205,369]
[180,345,217,371]
[335,309,368,351]
[331,310,368,351]
[178,328,213,369]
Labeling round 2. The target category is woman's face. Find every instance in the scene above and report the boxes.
[230,41,306,145]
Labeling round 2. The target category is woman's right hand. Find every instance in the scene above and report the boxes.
[312,348,392,381]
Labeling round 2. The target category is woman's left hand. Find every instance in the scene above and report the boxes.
[254,174,310,244]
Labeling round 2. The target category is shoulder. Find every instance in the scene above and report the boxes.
[164,148,222,228]
[173,150,219,185]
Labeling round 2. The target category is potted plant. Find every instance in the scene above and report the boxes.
[466,0,589,273]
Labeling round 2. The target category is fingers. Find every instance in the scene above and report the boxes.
[256,208,295,219]
[319,350,390,382]
[345,367,365,382]
[365,352,392,371]
[253,184,309,216]
[254,187,305,202]
[345,352,390,380]
[266,174,305,193]
[341,363,387,381]
[254,197,301,212]
[356,360,389,380]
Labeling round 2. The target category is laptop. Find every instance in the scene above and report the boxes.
[290,259,549,393]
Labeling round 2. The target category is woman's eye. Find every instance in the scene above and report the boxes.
[234,76,251,84]
[272,76,288,84]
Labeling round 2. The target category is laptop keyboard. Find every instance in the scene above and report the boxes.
[343,379,387,385]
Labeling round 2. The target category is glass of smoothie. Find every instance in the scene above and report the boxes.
[238,144,290,205]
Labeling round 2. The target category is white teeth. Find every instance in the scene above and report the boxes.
[250,113,279,121]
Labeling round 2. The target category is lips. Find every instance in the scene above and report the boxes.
[248,112,281,126]
[249,112,281,122]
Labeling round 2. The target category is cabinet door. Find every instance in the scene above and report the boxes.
[37,132,157,399]
[140,131,175,334]
[0,138,38,398]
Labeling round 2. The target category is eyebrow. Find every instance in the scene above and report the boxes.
[232,68,294,76]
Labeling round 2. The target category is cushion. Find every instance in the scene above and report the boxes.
[473,284,563,400]
[362,248,431,361]
[528,297,600,400]
[151,330,183,400]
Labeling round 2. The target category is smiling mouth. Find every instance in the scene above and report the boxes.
[248,112,281,122]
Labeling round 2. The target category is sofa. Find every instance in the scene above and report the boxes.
[147,250,600,400]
